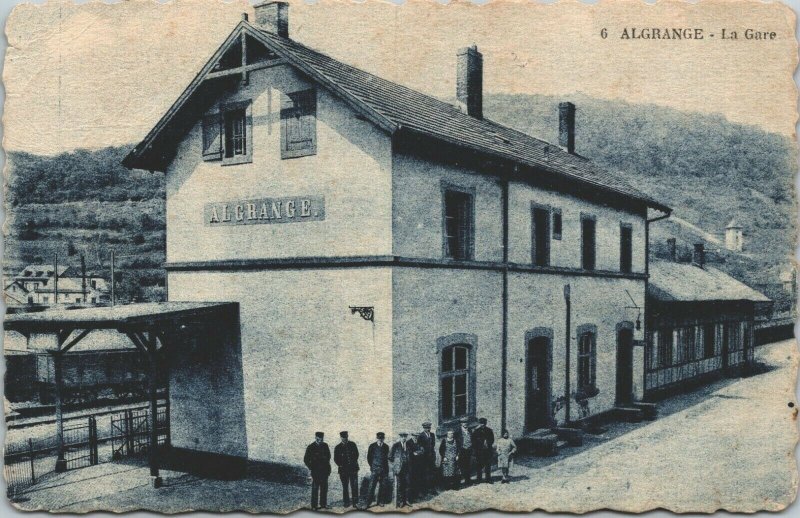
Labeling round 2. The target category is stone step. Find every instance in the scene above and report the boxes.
[632,402,658,420]
[552,426,584,447]
[614,406,645,422]
[517,431,560,457]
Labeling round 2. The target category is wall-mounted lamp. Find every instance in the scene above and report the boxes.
[624,289,642,331]
[349,306,375,322]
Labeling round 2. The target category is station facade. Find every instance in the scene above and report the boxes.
[124,2,670,470]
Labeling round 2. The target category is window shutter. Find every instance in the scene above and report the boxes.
[202,113,222,161]
[281,89,317,158]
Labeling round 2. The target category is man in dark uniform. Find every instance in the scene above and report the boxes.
[409,433,426,502]
[389,432,413,508]
[333,431,359,508]
[365,432,389,508]
[418,422,437,495]
[304,432,331,510]
[471,417,495,483]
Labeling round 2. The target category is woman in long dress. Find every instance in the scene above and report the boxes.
[494,429,517,483]
[438,430,460,490]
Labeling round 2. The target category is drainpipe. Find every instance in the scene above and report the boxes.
[644,210,671,398]
[501,177,509,432]
[564,283,571,425]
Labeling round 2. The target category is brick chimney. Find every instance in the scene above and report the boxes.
[457,45,483,118]
[559,102,576,154]
[692,243,705,268]
[667,238,676,262]
[254,1,289,38]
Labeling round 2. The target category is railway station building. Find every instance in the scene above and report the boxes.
[116,2,674,473]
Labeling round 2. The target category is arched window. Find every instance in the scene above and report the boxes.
[441,344,471,420]
[577,329,597,396]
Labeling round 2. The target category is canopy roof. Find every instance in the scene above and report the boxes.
[648,261,771,303]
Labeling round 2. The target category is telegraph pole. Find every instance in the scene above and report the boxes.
[53,254,59,305]
[110,251,116,307]
[564,284,571,424]
[80,253,87,303]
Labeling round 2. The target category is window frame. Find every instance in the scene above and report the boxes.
[552,208,563,240]
[658,326,674,368]
[280,88,317,159]
[437,333,478,427]
[581,214,597,271]
[221,100,253,166]
[619,222,633,273]
[531,203,552,267]
[441,183,476,261]
[576,324,598,398]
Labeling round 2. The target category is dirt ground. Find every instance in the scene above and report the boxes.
[11,339,797,514]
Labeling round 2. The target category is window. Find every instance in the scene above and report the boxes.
[202,100,253,165]
[581,216,596,270]
[703,324,716,358]
[552,209,562,240]
[441,344,471,420]
[42,296,49,304]
[658,327,673,367]
[620,223,633,273]
[679,326,696,363]
[531,205,551,266]
[443,189,474,260]
[577,330,597,396]
[281,89,317,158]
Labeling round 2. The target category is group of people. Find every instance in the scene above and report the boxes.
[303,417,518,510]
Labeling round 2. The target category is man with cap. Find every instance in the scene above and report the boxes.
[408,433,426,502]
[389,432,413,508]
[304,432,332,510]
[333,431,360,508]
[471,417,495,483]
[455,417,473,486]
[365,432,389,508]
[417,422,437,495]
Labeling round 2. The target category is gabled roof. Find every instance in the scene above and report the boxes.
[124,21,670,213]
[16,264,72,279]
[648,260,771,303]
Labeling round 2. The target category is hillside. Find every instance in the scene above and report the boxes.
[5,146,166,303]
[4,97,795,308]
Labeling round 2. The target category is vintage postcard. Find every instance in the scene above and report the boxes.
[2,0,798,514]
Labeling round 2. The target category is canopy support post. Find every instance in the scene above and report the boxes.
[52,351,67,473]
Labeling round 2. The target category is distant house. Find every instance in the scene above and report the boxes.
[645,244,772,398]
[3,264,109,306]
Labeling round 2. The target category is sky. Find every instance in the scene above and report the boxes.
[3,0,797,155]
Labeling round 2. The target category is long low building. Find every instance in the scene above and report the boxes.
[645,244,773,398]
[120,1,672,473]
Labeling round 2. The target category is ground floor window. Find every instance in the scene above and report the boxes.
[703,324,716,358]
[577,329,597,396]
[658,327,673,367]
[441,344,471,420]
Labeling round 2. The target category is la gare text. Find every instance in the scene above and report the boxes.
[614,28,777,40]
[205,196,326,226]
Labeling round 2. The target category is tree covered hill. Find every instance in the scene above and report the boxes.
[4,97,795,306]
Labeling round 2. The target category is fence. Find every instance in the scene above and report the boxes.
[4,406,167,498]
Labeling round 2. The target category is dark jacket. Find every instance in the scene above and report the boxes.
[389,440,414,475]
[418,431,437,461]
[333,440,360,474]
[304,441,332,477]
[471,426,495,451]
[367,442,390,474]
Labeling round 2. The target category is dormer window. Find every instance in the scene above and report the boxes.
[202,100,253,165]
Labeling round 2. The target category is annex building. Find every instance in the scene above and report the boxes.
[123,2,672,471]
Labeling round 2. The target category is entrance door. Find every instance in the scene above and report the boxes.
[525,337,551,432]
[615,328,634,406]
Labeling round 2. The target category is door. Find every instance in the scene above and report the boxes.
[615,328,634,406]
[525,337,551,432]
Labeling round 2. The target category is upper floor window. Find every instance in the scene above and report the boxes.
[441,344,473,421]
[443,189,474,260]
[531,205,551,267]
[281,89,317,159]
[581,215,596,270]
[202,100,253,165]
[552,208,562,240]
[620,223,633,273]
[577,330,597,396]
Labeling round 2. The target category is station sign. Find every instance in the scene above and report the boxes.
[205,195,325,226]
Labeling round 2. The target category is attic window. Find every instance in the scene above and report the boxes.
[202,100,253,165]
[281,89,317,159]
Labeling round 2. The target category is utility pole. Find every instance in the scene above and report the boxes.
[110,251,116,307]
[80,253,87,304]
[53,254,59,306]
[564,284,571,425]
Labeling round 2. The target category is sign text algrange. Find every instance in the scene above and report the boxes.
[205,196,325,226]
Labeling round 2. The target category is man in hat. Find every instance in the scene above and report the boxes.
[333,431,360,508]
[408,433,426,502]
[304,432,332,510]
[417,422,437,495]
[471,417,495,483]
[456,417,473,486]
[390,432,413,508]
[365,432,389,508]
